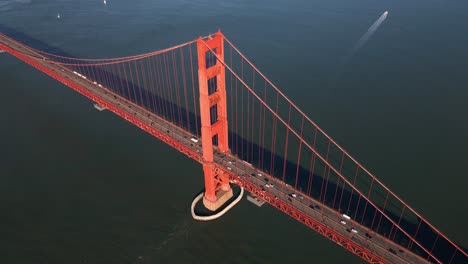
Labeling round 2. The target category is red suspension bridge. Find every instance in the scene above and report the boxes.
[0,31,466,264]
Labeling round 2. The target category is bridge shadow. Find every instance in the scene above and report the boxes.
[2,26,465,263]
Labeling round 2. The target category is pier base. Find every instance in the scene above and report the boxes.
[203,188,233,211]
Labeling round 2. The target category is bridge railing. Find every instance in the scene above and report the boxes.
[201,33,466,264]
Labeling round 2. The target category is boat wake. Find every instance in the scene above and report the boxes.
[352,11,389,54]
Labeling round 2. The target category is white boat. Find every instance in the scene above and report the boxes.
[93,103,107,111]
[57,13,61,19]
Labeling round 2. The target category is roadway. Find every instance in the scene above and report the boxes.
[0,34,432,264]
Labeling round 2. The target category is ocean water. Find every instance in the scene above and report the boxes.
[0,0,467,263]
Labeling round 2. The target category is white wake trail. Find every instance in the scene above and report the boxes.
[329,11,390,87]
[352,11,389,53]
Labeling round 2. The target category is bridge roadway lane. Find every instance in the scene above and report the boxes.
[0,35,431,264]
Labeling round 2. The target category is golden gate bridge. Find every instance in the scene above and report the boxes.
[0,31,466,264]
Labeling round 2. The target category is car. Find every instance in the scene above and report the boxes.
[290,193,297,198]
[264,177,269,182]
[190,137,199,143]
[351,228,358,234]
[243,161,252,166]
[257,173,262,177]
[365,233,372,239]
[298,195,304,200]
[388,248,397,255]
[227,167,232,171]
[340,220,346,225]
[342,214,351,220]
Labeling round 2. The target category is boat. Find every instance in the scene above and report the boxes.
[57,13,61,19]
[93,103,107,111]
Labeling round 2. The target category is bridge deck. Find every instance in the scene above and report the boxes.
[0,35,432,264]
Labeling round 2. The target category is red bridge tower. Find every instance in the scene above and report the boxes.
[197,32,233,211]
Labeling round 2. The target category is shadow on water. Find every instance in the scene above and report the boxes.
[2,26,466,263]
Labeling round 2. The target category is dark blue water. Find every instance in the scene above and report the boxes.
[1,0,467,263]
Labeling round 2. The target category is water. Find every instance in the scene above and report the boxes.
[1,0,467,263]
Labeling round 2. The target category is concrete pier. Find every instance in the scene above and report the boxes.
[203,188,233,211]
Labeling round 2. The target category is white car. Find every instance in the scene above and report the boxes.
[351,228,358,234]
[290,193,297,198]
[340,220,346,225]
[190,137,199,143]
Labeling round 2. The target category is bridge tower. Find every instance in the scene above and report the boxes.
[197,31,232,211]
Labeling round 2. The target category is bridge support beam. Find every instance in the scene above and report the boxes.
[197,31,232,211]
